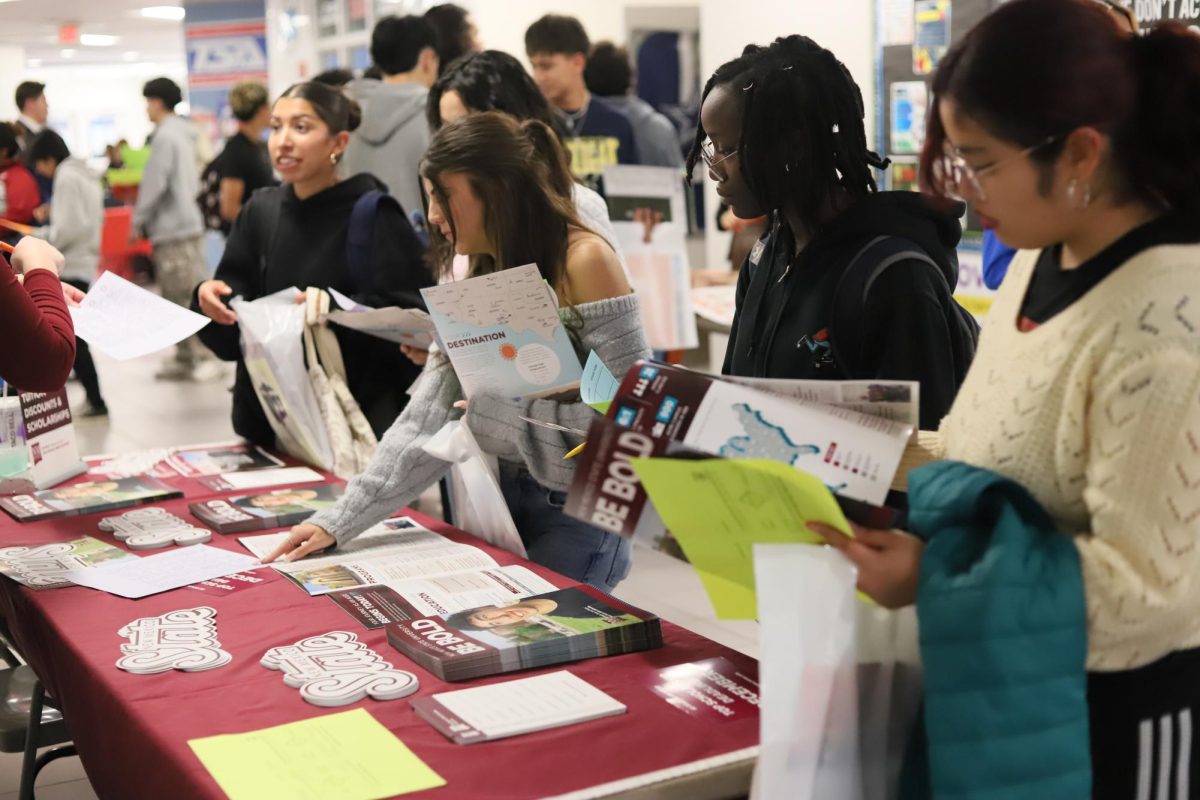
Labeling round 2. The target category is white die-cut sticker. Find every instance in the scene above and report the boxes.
[99,508,212,550]
[0,542,91,587]
[260,631,420,707]
[116,606,232,674]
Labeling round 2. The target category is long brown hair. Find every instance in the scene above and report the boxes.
[420,111,584,289]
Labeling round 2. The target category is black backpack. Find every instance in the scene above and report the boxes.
[197,155,225,233]
[828,235,981,379]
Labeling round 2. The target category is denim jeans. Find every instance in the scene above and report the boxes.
[498,464,633,593]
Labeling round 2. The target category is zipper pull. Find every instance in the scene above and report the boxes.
[776,262,792,284]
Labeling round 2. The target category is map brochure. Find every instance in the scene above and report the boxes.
[0,476,183,522]
[419,264,583,399]
[188,483,343,534]
[720,375,919,439]
[387,585,663,681]
[604,361,912,505]
[325,288,436,350]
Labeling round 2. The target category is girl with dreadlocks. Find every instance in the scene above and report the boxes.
[690,36,977,430]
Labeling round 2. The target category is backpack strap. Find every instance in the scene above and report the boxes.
[828,236,953,378]
[346,189,404,295]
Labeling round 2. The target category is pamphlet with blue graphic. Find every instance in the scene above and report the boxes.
[563,361,913,546]
[420,265,583,399]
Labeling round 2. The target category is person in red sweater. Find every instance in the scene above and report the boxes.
[0,124,39,237]
[1,237,76,392]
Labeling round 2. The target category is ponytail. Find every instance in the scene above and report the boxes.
[1119,25,1200,221]
[521,119,574,200]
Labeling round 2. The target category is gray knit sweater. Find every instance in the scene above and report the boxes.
[308,292,650,547]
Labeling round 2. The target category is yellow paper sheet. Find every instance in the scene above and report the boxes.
[188,708,445,800]
[631,458,852,619]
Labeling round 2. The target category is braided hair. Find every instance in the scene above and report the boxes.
[687,36,889,230]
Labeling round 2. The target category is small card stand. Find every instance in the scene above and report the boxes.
[260,630,420,707]
[116,606,232,674]
[99,508,213,550]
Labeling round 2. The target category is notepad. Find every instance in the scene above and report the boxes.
[411,671,626,744]
[189,708,445,800]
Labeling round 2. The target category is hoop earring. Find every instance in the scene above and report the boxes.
[1067,177,1092,210]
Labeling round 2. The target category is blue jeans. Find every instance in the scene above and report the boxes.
[498,464,633,593]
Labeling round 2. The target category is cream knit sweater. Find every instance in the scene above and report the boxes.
[925,244,1200,671]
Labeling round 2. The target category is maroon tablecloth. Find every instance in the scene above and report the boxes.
[0,467,759,799]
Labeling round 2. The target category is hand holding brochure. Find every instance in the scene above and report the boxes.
[420,264,583,398]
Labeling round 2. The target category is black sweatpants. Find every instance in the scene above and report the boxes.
[1089,647,1200,800]
[63,278,104,408]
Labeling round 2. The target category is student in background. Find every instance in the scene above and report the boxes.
[27,130,107,417]
[192,82,432,444]
[584,42,682,169]
[423,3,481,75]
[12,81,47,150]
[691,37,977,430]
[269,112,650,592]
[343,15,439,229]
[425,49,624,284]
[814,3,1200,795]
[525,14,639,193]
[0,124,40,241]
[0,237,75,393]
[134,77,213,382]
[213,81,275,233]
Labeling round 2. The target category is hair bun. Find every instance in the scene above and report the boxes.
[345,97,363,133]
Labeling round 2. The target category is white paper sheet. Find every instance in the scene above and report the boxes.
[63,545,262,599]
[69,271,211,361]
[214,467,324,490]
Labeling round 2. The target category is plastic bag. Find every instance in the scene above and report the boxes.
[752,544,923,800]
[233,289,333,470]
[423,420,528,559]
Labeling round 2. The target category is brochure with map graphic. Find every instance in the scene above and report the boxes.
[563,362,912,547]
[419,264,583,399]
[0,477,183,522]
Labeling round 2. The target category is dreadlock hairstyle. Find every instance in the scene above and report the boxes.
[686,36,889,231]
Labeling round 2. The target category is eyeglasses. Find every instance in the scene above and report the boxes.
[935,134,1062,202]
[700,139,738,172]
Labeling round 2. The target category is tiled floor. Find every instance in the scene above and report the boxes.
[3,345,759,798]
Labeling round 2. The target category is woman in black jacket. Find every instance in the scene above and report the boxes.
[690,37,977,430]
[192,82,433,446]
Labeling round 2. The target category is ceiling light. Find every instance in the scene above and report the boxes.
[140,6,185,21]
[81,34,119,47]
[60,49,76,58]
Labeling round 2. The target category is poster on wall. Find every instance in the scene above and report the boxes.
[184,1,269,154]
[889,81,928,154]
[913,0,952,75]
[880,0,916,45]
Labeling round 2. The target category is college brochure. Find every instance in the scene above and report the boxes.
[325,289,437,350]
[412,671,626,744]
[387,585,663,681]
[188,483,343,534]
[166,443,284,477]
[0,477,182,522]
[420,264,583,398]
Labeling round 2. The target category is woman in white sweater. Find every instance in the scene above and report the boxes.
[267,112,649,591]
[812,1,1200,795]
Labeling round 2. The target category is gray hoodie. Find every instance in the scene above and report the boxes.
[599,95,683,169]
[132,114,204,244]
[342,79,430,224]
[34,157,103,283]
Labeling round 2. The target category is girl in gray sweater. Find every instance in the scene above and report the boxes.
[266,112,650,591]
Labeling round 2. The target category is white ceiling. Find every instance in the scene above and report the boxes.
[0,0,189,68]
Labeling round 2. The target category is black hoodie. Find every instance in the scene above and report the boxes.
[723,192,976,430]
[193,173,434,446]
